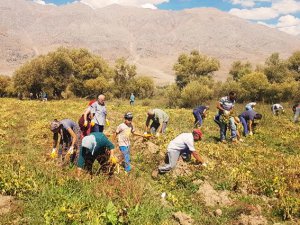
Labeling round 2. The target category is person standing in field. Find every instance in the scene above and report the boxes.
[115,112,143,172]
[84,94,107,133]
[130,93,135,105]
[214,91,237,143]
[145,108,169,137]
[271,104,284,116]
[50,119,82,164]
[245,102,256,111]
[192,105,209,127]
[293,103,300,123]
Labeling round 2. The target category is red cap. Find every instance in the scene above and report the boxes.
[193,129,203,138]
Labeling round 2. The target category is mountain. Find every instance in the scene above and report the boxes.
[1,0,300,84]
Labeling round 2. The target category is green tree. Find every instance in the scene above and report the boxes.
[173,50,220,88]
[0,75,12,97]
[113,58,137,98]
[13,47,112,98]
[229,61,252,81]
[131,76,154,98]
[240,72,269,101]
[165,84,181,108]
[180,80,213,107]
[287,51,300,81]
[84,77,110,97]
[219,79,248,102]
[264,53,291,83]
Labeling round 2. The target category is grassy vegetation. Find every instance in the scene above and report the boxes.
[0,98,299,224]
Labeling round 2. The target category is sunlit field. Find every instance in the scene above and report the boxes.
[0,98,299,224]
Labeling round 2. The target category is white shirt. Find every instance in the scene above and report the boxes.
[167,133,195,152]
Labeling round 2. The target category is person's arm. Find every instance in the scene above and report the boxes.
[53,132,58,149]
[67,128,77,150]
[249,120,253,133]
[191,151,204,164]
[216,102,225,112]
[83,108,91,125]
[145,116,151,132]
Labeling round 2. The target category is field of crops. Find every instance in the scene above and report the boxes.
[0,98,299,224]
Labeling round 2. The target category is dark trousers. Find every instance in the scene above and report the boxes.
[91,124,104,133]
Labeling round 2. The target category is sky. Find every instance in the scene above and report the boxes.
[32,0,300,36]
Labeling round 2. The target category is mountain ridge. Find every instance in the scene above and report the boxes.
[1,0,300,83]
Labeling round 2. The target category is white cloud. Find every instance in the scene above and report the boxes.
[229,7,278,20]
[32,0,55,6]
[229,0,271,8]
[272,0,300,14]
[142,3,157,9]
[79,0,168,9]
[230,0,300,20]
[258,15,300,35]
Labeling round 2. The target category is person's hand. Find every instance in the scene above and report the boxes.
[67,146,74,155]
[83,120,88,127]
[50,148,57,159]
[249,131,253,136]
[109,155,118,164]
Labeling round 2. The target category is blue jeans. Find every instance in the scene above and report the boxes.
[239,116,248,136]
[229,117,237,139]
[120,146,131,172]
[215,115,227,141]
[91,124,104,133]
[193,111,203,127]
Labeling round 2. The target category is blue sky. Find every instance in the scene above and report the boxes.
[34,0,300,36]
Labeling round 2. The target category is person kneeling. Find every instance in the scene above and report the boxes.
[157,129,206,175]
[77,132,116,176]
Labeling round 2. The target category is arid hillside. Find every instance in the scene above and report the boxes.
[1,0,300,83]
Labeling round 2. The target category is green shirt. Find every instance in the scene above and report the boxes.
[153,109,169,124]
[77,132,114,168]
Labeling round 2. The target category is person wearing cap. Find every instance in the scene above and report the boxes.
[239,110,263,136]
[50,119,82,163]
[271,103,284,116]
[115,112,143,172]
[156,129,206,174]
[245,102,256,111]
[83,94,107,133]
[214,91,237,143]
[292,103,300,123]
[145,108,169,137]
[77,132,115,175]
[192,105,209,127]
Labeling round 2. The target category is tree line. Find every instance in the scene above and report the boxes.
[0,47,154,99]
[166,50,300,107]
[0,47,299,105]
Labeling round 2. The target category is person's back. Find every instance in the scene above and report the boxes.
[168,133,195,152]
[153,109,169,123]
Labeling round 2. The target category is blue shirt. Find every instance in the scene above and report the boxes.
[130,94,135,101]
[193,106,207,115]
[240,110,257,121]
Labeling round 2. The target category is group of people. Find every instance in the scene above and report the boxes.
[49,92,299,177]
